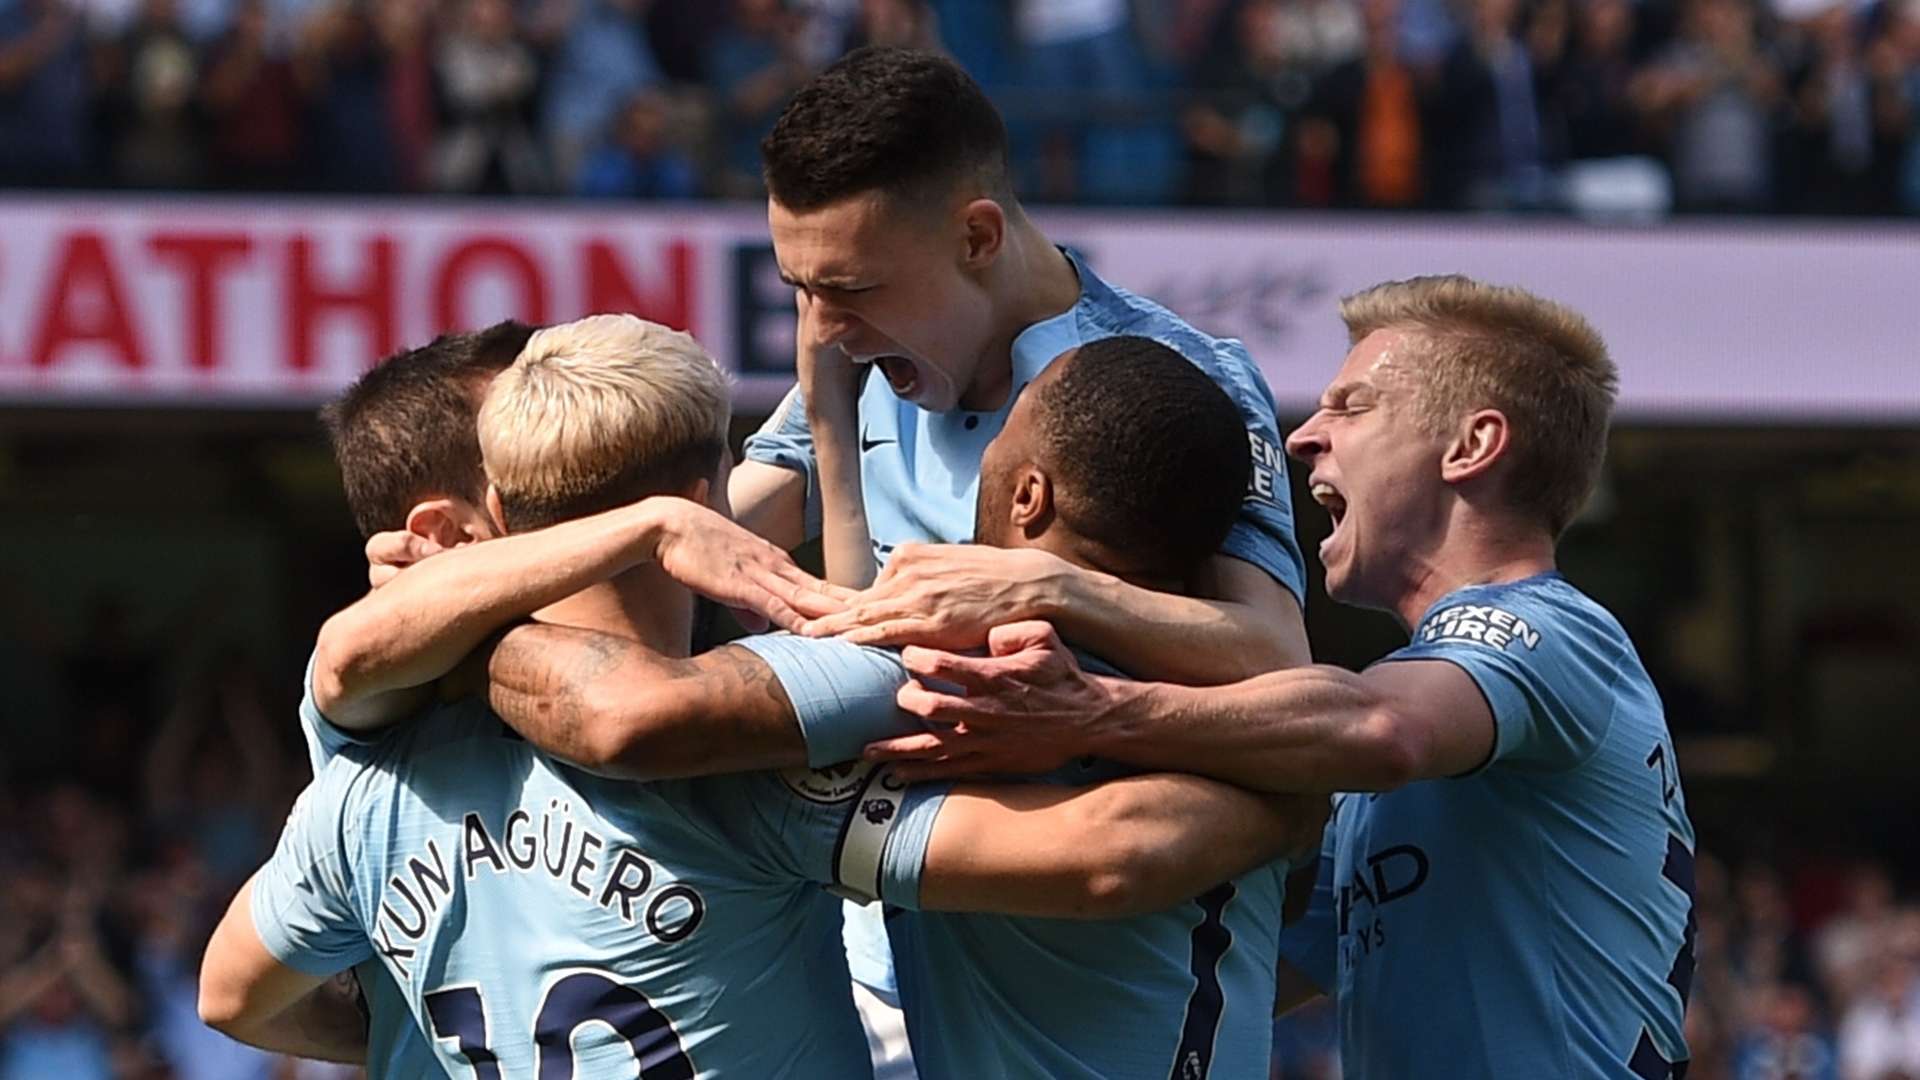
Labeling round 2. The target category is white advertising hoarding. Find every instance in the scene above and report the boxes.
[0,197,1914,420]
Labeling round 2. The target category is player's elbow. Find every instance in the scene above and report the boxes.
[1356,705,1428,791]
[197,966,258,1034]
[1064,795,1209,918]
[571,682,693,781]
[311,609,381,715]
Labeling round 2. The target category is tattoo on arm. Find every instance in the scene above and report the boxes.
[487,628,800,774]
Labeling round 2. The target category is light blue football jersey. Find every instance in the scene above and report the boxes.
[1277,573,1696,1079]
[258,692,945,1079]
[296,654,443,1080]
[744,247,1309,994]
[735,633,1294,1080]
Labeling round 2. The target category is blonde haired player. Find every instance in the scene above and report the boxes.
[883,276,1699,1080]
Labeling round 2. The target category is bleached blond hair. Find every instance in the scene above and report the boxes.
[1340,275,1619,536]
[478,314,731,531]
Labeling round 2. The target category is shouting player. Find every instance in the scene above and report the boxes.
[197,316,1314,1076]
[881,277,1698,1079]
[724,48,1315,1070]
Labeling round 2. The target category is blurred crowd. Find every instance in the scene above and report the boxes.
[1,0,1918,214]
[2,600,1919,1079]
[0,599,352,1079]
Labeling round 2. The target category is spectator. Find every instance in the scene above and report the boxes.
[1634,0,1785,211]
[1838,955,1920,1080]
[1009,0,1178,202]
[706,0,812,195]
[0,859,136,1080]
[843,0,941,52]
[1779,0,1907,213]
[433,0,545,193]
[1429,0,1549,208]
[1183,0,1317,205]
[200,0,304,189]
[0,0,91,188]
[1299,0,1427,207]
[295,1,406,192]
[540,0,664,190]
[1736,982,1840,1080]
[574,90,699,199]
[102,0,208,189]
[1539,0,1650,161]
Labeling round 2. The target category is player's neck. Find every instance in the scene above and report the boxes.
[532,565,694,658]
[1392,522,1558,629]
[960,224,1081,412]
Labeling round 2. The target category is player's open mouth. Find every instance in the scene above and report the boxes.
[1310,480,1347,526]
[1311,480,1347,556]
[873,356,919,397]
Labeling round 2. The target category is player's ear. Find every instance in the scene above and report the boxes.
[1440,409,1510,486]
[1008,465,1054,538]
[407,497,491,549]
[959,198,1006,271]
[484,485,509,536]
[682,477,712,507]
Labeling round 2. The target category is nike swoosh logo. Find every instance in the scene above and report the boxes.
[860,431,895,453]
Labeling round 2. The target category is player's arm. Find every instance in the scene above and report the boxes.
[802,546,1310,684]
[729,459,810,551]
[1041,551,1310,681]
[199,879,366,1065]
[732,380,819,552]
[796,293,876,589]
[486,623,809,779]
[872,622,1493,792]
[913,774,1328,919]
[314,497,839,731]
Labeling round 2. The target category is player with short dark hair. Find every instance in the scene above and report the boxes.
[320,321,534,541]
[885,277,1697,1079]
[1014,335,1253,585]
[730,54,1317,1066]
[761,47,1016,213]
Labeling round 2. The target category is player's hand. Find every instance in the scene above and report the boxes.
[794,290,861,415]
[365,530,444,589]
[798,544,1065,648]
[864,621,1119,780]
[652,498,853,633]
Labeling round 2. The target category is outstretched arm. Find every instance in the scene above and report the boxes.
[916,774,1328,919]
[802,546,1310,684]
[869,621,1493,793]
[487,623,808,780]
[315,497,842,731]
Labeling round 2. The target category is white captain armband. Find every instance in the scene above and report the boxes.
[828,763,910,905]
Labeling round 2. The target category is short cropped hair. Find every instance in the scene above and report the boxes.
[1033,337,1251,583]
[321,320,535,538]
[762,47,1013,212]
[479,314,731,532]
[1340,275,1618,535]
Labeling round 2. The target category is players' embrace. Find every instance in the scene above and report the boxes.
[198,47,1695,1080]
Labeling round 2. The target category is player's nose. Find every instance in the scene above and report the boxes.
[1286,417,1328,464]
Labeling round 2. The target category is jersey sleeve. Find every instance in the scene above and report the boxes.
[719,763,953,907]
[1275,799,1340,993]
[741,384,823,543]
[1204,339,1309,606]
[249,768,373,976]
[731,633,925,767]
[1383,585,1621,772]
[298,649,381,776]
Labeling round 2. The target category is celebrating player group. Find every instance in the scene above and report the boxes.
[193,47,1696,1080]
